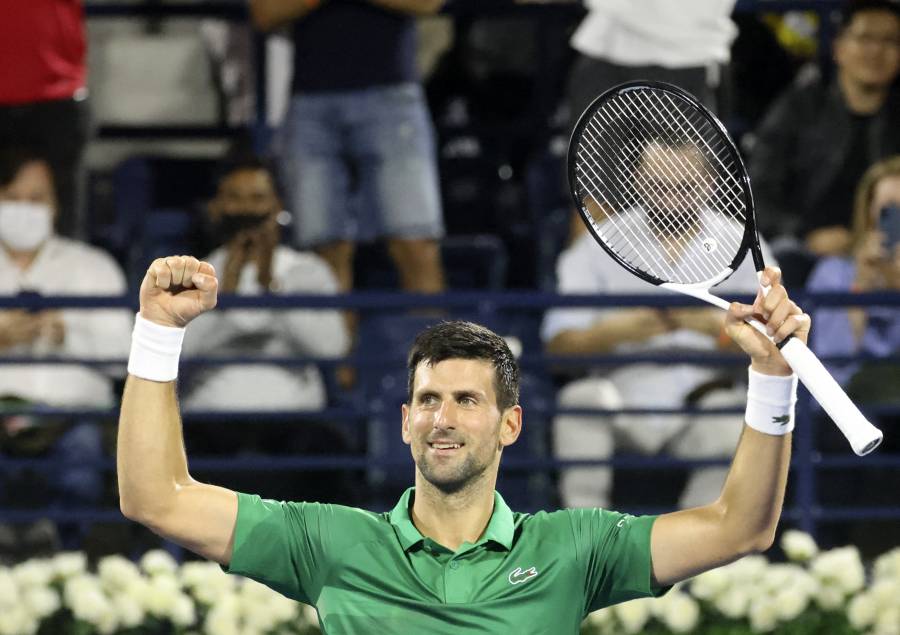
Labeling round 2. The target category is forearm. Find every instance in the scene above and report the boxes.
[249,0,316,31]
[117,377,191,522]
[366,0,444,15]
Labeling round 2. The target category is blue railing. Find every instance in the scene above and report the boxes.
[1,290,897,543]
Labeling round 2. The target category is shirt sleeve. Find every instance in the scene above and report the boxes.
[224,492,339,605]
[568,508,670,613]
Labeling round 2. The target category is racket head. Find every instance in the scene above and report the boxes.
[567,80,763,288]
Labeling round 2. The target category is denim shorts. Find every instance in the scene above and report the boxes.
[278,83,444,247]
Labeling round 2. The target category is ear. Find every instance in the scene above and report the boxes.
[499,405,523,448]
[401,403,412,445]
[207,199,222,222]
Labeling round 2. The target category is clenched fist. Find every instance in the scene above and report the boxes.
[139,256,218,328]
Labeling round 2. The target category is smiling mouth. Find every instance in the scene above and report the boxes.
[428,442,464,451]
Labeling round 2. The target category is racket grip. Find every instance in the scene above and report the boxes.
[779,337,883,456]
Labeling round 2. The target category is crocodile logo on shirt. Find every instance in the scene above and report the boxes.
[508,566,538,585]
[772,414,791,426]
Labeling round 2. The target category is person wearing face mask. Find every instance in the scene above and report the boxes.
[179,154,353,501]
[0,146,132,559]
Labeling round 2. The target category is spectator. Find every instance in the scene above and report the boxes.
[249,0,446,294]
[0,147,131,555]
[567,0,738,120]
[180,155,353,502]
[542,135,777,509]
[806,154,900,399]
[749,0,900,274]
[0,1,90,239]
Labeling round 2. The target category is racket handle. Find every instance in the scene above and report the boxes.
[779,337,883,456]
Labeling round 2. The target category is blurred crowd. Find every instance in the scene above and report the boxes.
[0,0,898,563]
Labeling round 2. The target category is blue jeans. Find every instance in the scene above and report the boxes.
[278,83,444,247]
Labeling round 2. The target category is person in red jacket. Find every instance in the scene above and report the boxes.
[0,0,90,240]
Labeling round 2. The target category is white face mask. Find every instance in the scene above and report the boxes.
[0,200,54,252]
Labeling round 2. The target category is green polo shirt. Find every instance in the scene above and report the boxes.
[225,488,667,634]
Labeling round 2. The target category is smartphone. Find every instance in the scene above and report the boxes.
[880,204,900,250]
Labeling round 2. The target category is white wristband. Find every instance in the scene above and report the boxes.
[745,367,798,435]
[127,313,185,382]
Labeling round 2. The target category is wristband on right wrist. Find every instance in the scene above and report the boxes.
[744,366,798,435]
[127,313,185,382]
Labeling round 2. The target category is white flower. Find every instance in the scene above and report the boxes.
[98,555,141,591]
[51,552,87,579]
[143,574,181,617]
[780,530,818,562]
[0,604,38,635]
[848,592,879,630]
[714,586,751,619]
[181,561,236,605]
[661,593,700,633]
[22,586,60,619]
[66,582,119,635]
[268,593,300,623]
[301,603,320,626]
[871,579,900,612]
[690,567,730,600]
[815,582,846,611]
[111,592,145,628]
[140,549,179,577]
[587,607,614,626]
[874,548,900,582]
[873,607,900,635]
[773,587,809,621]
[170,592,197,627]
[204,593,240,635]
[0,569,19,609]
[725,555,768,584]
[811,546,865,595]
[749,595,779,633]
[12,559,53,589]
[613,598,652,634]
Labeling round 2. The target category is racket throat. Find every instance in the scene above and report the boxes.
[661,278,734,311]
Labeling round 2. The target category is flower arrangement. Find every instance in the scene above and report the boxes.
[583,531,900,635]
[0,532,896,634]
[0,550,320,635]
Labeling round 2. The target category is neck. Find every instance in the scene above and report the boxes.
[410,470,497,552]
[3,244,40,271]
[838,71,889,115]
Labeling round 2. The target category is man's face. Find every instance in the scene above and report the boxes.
[402,358,521,494]
[210,168,281,220]
[835,10,900,89]
[635,142,713,234]
[1,160,57,213]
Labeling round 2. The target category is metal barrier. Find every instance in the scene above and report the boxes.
[1,290,897,545]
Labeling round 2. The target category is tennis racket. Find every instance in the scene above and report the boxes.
[567,80,883,456]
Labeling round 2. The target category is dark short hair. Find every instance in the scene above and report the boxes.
[407,321,520,412]
[837,0,900,31]
[213,151,283,200]
[0,146,54,189]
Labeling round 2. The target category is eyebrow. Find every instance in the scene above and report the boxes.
[414,389,484,401]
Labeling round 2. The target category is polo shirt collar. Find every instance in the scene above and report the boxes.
[389,487,514,553]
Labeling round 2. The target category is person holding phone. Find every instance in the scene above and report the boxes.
[806,154,900,396]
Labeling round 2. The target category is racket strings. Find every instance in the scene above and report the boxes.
[573,87,748,285]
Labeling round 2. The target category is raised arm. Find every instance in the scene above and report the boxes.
[117,256,238,565]
[365,0,444,15]
[649,267,810,586]
[249,0,319,32]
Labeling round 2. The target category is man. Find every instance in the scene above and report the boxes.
[179,155,354,502]
[0,147,131,553]
[544,139,777,510]
[118,249,807,631]
[750,0,900,263]
[249,0,446,294]
[181,155,349,414]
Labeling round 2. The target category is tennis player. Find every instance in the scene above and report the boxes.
[118,255,809,633]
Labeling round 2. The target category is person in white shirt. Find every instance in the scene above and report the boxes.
[182,155,350,413]
[0,147,132,552]
[542,139,776,510]
[179,155,353,501]
[567,0,738,120]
